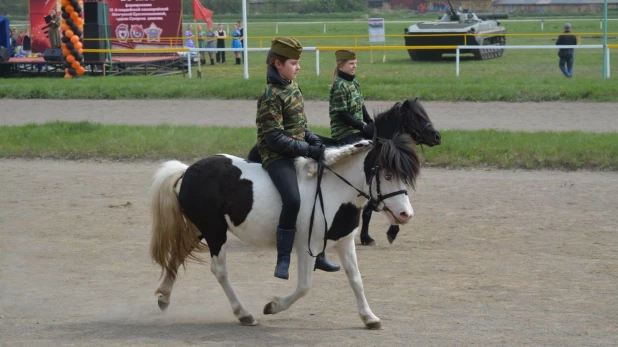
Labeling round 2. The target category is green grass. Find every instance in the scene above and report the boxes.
[2,17,617,101]
[2,122,617,170]
[2,73,615,101]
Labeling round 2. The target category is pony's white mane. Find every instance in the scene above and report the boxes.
[300,140,373,177]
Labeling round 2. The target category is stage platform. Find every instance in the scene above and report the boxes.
[0,54,189,77]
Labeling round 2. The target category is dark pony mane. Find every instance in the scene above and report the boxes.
[364,134,421,189]
[373,98,431,137]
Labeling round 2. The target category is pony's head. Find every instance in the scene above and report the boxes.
[363,134,420,225]
[304,135,419,225]
[375,98,441,147]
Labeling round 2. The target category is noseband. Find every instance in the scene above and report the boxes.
[406,122,434,145]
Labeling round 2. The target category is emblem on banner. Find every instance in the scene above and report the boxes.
[116,24,129,43]
[131,25,144,42]
[144,23,163,43]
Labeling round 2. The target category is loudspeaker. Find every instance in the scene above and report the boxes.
[83,23,111,62]
[83,23,111,48]
[0,47,9,62]
[43,48,63,62]
[84,2,109,25]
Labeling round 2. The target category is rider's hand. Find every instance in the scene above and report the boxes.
[363,122,375,138]
[307,145,324,162]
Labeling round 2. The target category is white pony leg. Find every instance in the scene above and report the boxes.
[210,244,258,326]
[334,236,382,330]
[263,249,315,315]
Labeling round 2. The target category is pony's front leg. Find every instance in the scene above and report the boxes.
[211,244,258,326]
[334,236,382,330]
[263,249,315,315]
[360,204,376,246]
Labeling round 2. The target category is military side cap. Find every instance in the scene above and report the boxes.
[271,37,303,59]
[335,49,356,61]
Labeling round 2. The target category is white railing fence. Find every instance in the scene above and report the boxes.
[187,45,611,79]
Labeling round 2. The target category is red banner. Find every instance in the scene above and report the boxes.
[29,0,60,53]
[106,0,182,49]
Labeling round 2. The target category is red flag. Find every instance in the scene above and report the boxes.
[192,0,213,28]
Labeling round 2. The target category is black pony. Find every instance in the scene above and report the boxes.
[248,98,441,245]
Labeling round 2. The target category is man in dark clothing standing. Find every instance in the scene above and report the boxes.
[556,23,578,78]
[216,23,226,64]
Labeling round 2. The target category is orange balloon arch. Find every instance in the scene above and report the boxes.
[60,0,85,78]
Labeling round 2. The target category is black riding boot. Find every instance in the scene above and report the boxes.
[210,58,215,65]
[236,57,241,65]
[314,252,340,272]
[274,227,296,280]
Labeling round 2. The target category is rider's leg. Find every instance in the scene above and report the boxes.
[267,158,301,280]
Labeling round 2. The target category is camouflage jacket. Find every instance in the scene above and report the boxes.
[256,77,307,168]
[329,71,365,141]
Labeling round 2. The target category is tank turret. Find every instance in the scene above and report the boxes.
[404,0,507,61]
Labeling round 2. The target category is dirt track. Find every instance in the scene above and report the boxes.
[1,101,617,346]
[3,99,618,132]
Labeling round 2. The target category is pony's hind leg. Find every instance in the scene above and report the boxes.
[263,247,315,315]
[210,244,258,326]
[155,250,186,311]
[333,236,382,330]
[155,227,202,311]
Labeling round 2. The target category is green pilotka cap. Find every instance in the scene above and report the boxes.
[335,49,356,61]
[270,37,303,59]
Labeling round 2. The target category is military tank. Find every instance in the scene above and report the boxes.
[404,0,507,61]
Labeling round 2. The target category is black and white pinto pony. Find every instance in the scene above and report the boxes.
[150,134,421,328]
[248,98,441,245]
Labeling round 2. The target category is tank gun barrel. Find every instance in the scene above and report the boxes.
[445,0,458,18]
[476,13,509,20]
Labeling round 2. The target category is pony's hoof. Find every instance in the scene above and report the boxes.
[386,225,399,244]
[157,294,170,311]
[386,234,396,244]
[263,302,274,315]
[361,238,376,246]
[366,321,383,330]
[239,315,259,326]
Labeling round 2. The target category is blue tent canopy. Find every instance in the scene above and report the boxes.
[0,16,13,55]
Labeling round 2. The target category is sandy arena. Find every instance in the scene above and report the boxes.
[1,100,616,346]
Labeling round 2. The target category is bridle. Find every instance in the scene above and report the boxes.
[307,142,409,257]
[406,122,434,146]
[364,165,408,212]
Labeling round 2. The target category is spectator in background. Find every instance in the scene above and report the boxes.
[237,20,244,48]
[10,28,17,56]
[205,26,217,65]
[22,28,32,57]
[231,24,242,65]
[216,23,226,64]
[48,8,61,49]
[17,28,24,50]
[197,24,206,64]
[556,23,578,78]
[185,24,195,49]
